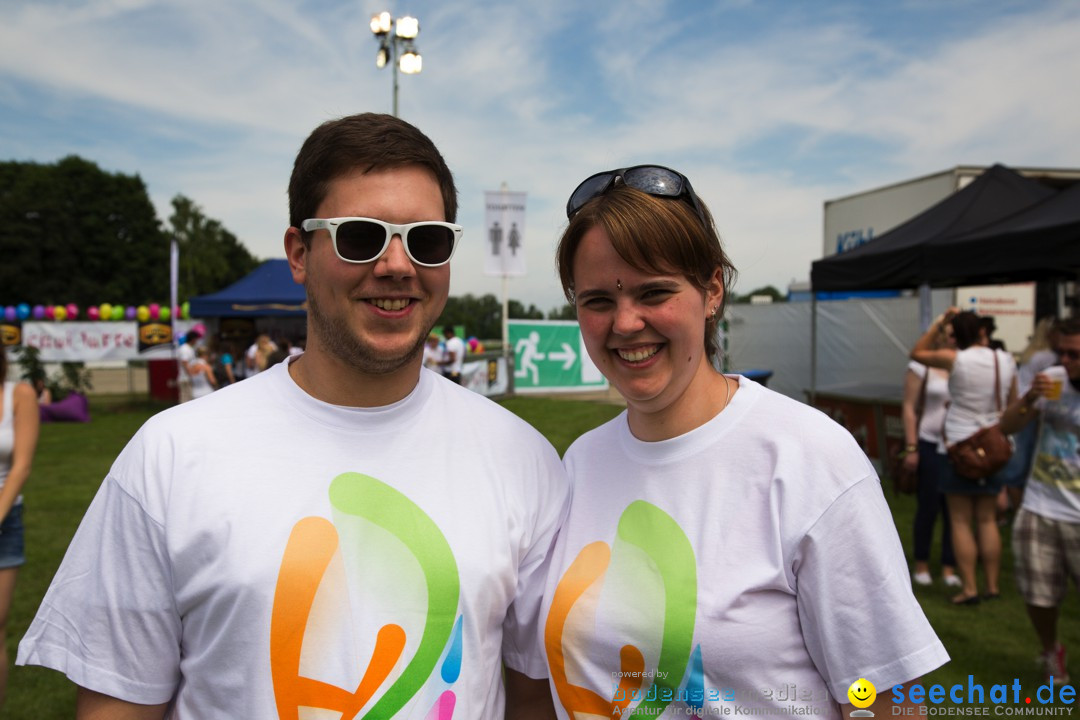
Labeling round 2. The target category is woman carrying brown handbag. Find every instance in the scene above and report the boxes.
[912,308,1018,605]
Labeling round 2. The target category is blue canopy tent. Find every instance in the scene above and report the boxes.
[189,259,306,317]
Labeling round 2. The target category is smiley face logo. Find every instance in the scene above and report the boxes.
[847,678,876,708]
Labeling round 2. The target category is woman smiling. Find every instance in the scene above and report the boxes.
[540,165,948,719]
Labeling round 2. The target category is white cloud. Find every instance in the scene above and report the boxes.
[1,0,1078,311]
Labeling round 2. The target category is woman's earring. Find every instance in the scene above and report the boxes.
[710,306,718,318]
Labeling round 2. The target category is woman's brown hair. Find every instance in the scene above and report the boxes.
[555,183,736,363]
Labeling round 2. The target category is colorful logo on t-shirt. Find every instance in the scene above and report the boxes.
[545,500,703,718]
[270,472,463,719]
[1032,395,1080,492]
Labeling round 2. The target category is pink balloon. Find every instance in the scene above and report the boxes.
[44,305,55,319]
[149,302,161,320]
[87,306,100,321]
[66,303,79,319]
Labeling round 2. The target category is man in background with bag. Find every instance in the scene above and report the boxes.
[1001,317,1080,686]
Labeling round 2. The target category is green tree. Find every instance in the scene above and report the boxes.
[437,295,547,339]
[0,156,168,306]
[732,285,787,304]
[508,300,544,320]
[169,195,260,300]
[438,294,501,339]
[548,303,577,320]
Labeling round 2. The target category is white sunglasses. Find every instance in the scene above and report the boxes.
[301,217,463,267]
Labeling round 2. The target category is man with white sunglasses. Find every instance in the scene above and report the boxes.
[19,113,568,719]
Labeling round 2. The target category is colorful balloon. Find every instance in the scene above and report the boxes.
[111,304,124,321]
[32,304,45,319]
[181,301,190,320]
[159,306,171,321]
[45,305,55,320]
[3,306,15,322]
[125,306,137,320]
[136,305,150,322]
[16,303,30,320]
[148,302,160,320]
[99,303,113,321]
[66,303,79,320]
[54,305,67,322]
[87,306,100,321]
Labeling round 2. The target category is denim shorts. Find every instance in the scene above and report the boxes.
[938,453,1006,496]
[0,503,26,569]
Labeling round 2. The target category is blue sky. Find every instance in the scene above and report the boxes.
[2,0,1078,311]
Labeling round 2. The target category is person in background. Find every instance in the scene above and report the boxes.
[998,317,1061,517]
[903,322,959,589]
[253,334,279,373]
[912,309,1018,605]
[18,112,567,719]
[189,347,218,400]
[214,346,236,388]
[177,327,202,403]
[980,316,1007,353]
[423,333,443,372]
[440,325,465,383]
[31,379,52,406]
[0,347,40,711]
[1000,317,1080,685]
[542,164,946,719]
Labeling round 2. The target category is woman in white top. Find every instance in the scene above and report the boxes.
[0,348,40,711]
[912,308,1018,605]
[189,347,218,399]
[902,319,959,588]
[541,166,947,719]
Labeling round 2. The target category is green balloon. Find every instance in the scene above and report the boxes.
[159,306,172,321]
[111,305,124,320]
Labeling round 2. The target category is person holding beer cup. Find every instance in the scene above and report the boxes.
[1000,317,1080,686]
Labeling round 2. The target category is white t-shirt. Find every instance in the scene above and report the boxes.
[1022,369,1080,523]
[541,376,948,719]
[1019,349,1058,396]
[444,336,465,375]
[944,346,1016,447]
[0,382,17,501]
[177,342,196,384]
[189,359,214,399]
[18,360,570,718]
[907,361,950,444]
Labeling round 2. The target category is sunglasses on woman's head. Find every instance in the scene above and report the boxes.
[565,165,707,226]
[301,217,462,267]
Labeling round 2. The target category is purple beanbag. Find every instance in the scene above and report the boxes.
[40,392,91,423]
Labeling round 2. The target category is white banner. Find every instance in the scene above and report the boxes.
[19,320,202,362]
[22,322,140,361]
[483,190,527,277]
[462,356,510,397]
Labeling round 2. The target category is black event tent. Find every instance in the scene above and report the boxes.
[189,259,306,317]
[925,180,1080,285]
[810,164,1058,292]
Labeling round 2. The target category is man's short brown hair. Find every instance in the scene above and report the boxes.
[288,113,458,239]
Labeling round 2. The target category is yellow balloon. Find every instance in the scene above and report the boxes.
[54,305,67,322]
[136,305,150,322]
[99,303,113,321]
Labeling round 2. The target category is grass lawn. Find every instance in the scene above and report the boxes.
[5,394,1078,716]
